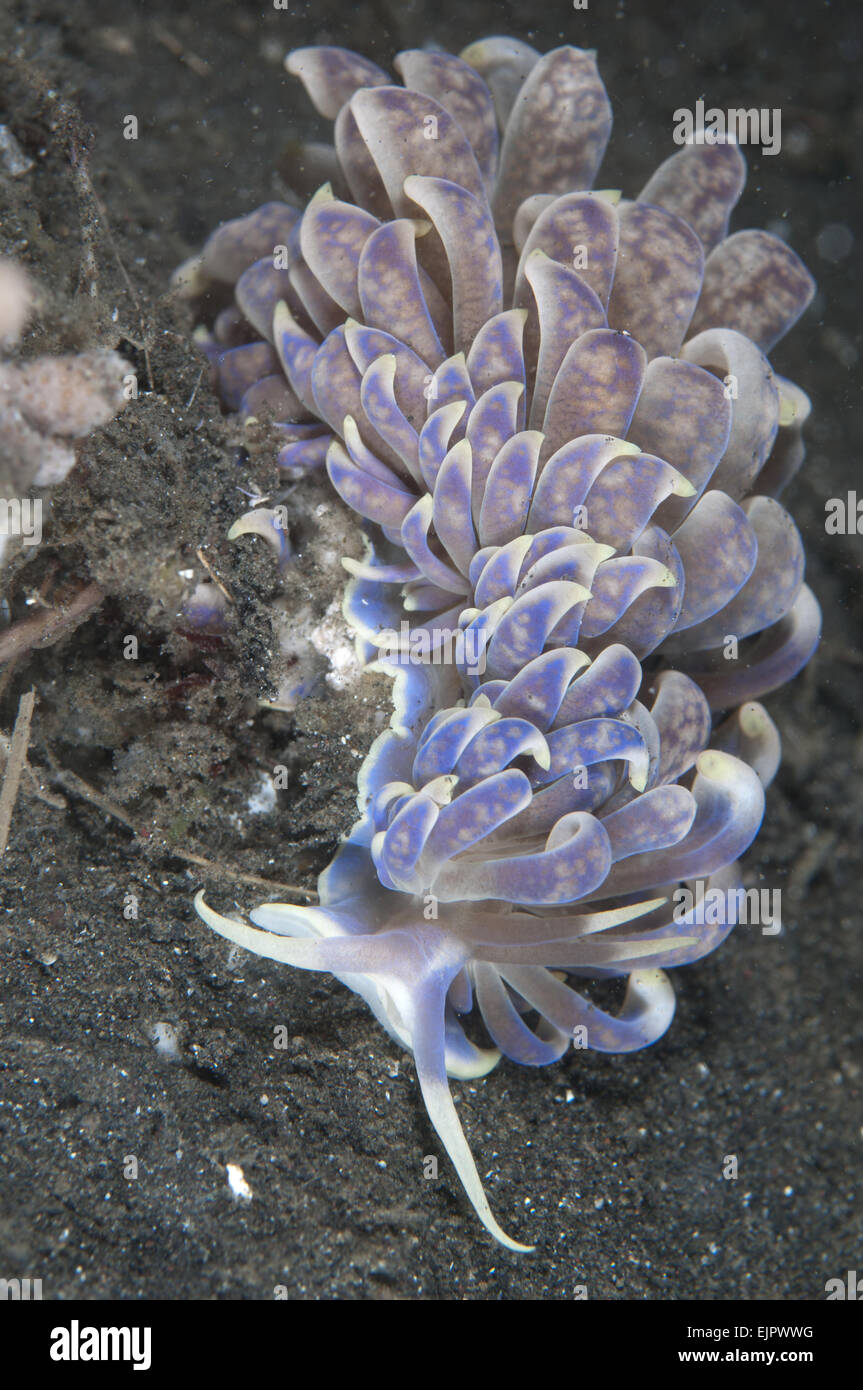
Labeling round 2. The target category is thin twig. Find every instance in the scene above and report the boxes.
[51,765,143,836]
[0,732,67,809]
[0,583,104,665]
[165,846,317,899]
[786,829,838,906]
[196,547,234,604]
[47,760,317,900]
[152,23,211,78]
[185,366,205,410]
[0,689,35,853]
[70,144,154,392]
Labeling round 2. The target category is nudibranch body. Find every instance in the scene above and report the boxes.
[187,37,818,1251]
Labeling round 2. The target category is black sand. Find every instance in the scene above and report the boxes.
[0,0,860,1299]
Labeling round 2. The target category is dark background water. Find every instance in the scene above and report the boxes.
[0,0,860,1299]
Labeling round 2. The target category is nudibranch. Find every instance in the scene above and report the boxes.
[187,38,819,1251]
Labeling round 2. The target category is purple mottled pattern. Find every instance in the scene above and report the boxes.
[186,36,820,1252]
